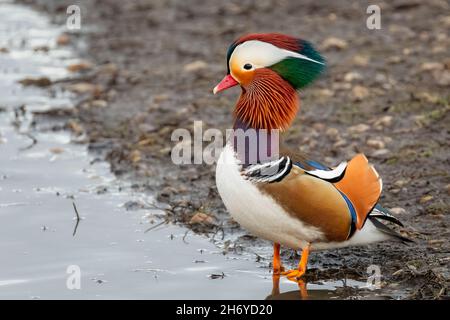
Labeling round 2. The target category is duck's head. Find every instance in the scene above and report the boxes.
[213,33,325,131]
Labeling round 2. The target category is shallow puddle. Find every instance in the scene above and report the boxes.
[0,1,392,299]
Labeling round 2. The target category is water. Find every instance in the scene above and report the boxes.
[0,1,378,299]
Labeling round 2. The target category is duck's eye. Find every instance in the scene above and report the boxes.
[243,63,253,70]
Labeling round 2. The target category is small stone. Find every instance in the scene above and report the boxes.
[56,34,70,46]
[315,88,334,98]
[325,127,339,138]
[389,207,406,215]
[138,123,157,133]
[366,139,385,149]
[99,63,118,75]
[67,62,93,73]
[383,136,393,143]
[371,149,390,157]
[428,239,445,246]
[153,94,169,103]
[441,15,450,27]
[419,195,433,204]
[183,60,207,72]
[333,139,347,148]
[49,147,64,154]
[67,83,102,95]
[344,71,362,82]
[332,82,352,90]
[387,56,403,64]
[393,179,409,188]
[348,123,370,134]
[403,48,411,55]
[446,184,450,196]
[129,150,142,163]
[90,100,108,108]
[413,92,440,104]
[420,62,444,72]
[351,55,369,66]
[374,116,393,128]
[312,123,325,131]
[433,70,450,87]
[137,138,155,147]
[351,85,369,101]
[321,37,348,50]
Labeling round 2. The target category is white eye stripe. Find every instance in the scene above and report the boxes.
[230,40,324,70]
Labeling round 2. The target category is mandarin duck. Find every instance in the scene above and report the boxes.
[213,33,411,280]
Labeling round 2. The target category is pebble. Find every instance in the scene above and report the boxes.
[366,139,385,149]
[312,123,325,131]
[183,60,207,72]
[56,34,70,46]
[129,150,142,163]
[393,179,409,188]
[49,147,64,154]
[433,70,450,87]
[419,195,434,204]
[320,37,348,50]
[373,115,393,128]
[413,92,440,104]
[90,100,108,108]
[348,123,370,134]
[67,62,92,73]
[67,82,102,95]
[420,62,444,72]
[315,88,334,98]
[371,148,390,157]
[351,85,369,101]
[325,127,339,139]
[344,71,362,82]
[333,139,347,148]
[387,56,403,64]
[389,207,407,215]
[351,55,369,66]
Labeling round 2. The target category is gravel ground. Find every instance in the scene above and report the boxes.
[18,0,449,299]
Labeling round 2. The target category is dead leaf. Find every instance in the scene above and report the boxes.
[189,212,215,225]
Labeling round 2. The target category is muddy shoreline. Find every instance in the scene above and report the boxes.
[17,0,449,299]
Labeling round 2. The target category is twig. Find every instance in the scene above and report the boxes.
[144,219,168,233]
[19,133,37,151]
[182,230,189,244]
[72,201,81,236]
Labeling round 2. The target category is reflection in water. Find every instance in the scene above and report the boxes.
[266,275,335,300]
[266,274,392,300]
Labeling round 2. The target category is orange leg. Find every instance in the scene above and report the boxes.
[282,243,310,280]
[271,274,281,296]
[272,243,285,275]
[297,279,309,300]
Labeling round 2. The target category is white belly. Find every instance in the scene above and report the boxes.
[215,144,390,251]
[215,144,324,250]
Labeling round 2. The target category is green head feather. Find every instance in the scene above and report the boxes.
[269,40,326,89]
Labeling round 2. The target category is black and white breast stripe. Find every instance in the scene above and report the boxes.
[242,157,292,183]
